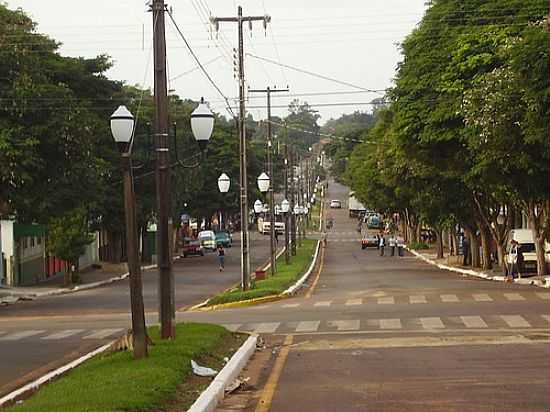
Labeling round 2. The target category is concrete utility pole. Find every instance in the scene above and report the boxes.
[151,0,175,339]
[211,7,271,291]
[290,147,297,256]
[248,87,289,277]
[284,140,290,265]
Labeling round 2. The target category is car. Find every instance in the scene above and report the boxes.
[504,229,540,274]
[361,234,379,249]
[215,231,232,248]
[366,215,383,229]
[181,238,204,258]
[330,199,342,209]
[197,230,217,251]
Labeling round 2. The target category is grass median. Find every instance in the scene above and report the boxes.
[6,323,246,412]
[207,239,318,306]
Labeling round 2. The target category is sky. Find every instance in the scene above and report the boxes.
[6,0,428,124]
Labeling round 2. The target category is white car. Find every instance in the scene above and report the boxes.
[329,199,342,209]
[504,229,550,274]
[197,230,216,251]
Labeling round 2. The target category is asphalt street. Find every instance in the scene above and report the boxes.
[0,232,273,397]
[185,180,550,412]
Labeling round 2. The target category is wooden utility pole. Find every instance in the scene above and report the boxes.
[151,0,174,339]
[211,7,271,291]
[249,87,289,277]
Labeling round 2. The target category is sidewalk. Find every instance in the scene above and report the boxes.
[0,262,145,305]
[407,246,550,289]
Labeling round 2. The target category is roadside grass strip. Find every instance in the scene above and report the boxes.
[5,323,245,412]
[206,239,317,306]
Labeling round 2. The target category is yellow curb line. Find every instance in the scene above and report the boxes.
[305,243,325,299]
[187,294,289,312]
[255,334,294,412]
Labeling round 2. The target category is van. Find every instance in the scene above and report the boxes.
[505,229,550,274]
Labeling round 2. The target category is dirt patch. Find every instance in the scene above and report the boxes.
[161,332,248,412]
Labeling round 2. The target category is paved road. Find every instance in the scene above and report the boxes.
[0,233,273,397]
[179,180,550,412]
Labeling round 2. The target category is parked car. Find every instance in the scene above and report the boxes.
[215,231,232,248]
[366,215,383,230]
[181,238,204,258]
[504,229,545,274]
[361,234,379,249]
[198,230,217,251]
[330,199,342,209]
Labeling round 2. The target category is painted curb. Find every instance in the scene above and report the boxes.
[187,334,258,412]
[0,342,114,407]
[407,247,550,289]
[283,240,321,295]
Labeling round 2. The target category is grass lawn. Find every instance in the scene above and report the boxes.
[6,324,246,412]
[207,239,318,306]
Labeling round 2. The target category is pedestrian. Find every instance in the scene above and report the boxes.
[506,239,519,281]
[217,244,225,272]
[397,235,405,257]
[379,234,386,256]
[462,235,470,266]
[389,236,396,256]
[275,230,279,244]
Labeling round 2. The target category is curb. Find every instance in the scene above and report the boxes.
[283,240,321,296]
[187,334,258,412]
[407,247,550,289]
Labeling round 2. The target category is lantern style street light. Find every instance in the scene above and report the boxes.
[190,97,215,151]
[110,106,147,359]
[254,199,264,214]
[218,173,230,193]
[257,172,270,193]
[281,199,290,213]
[257,171,275,275]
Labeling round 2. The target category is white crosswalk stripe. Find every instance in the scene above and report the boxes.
[504,293,525,301]
[314,301,332,307]
[536,293,550,300]
[282,303,300,308]
[473,294,493,302]
[345,299,363,306]
[253,323,280,334]
[500,315,531,328]
[420,317,445,329]
[0,330,45,341]
[295,321,320,333]
[329,320,360,331]
[379,319,402,329]
[223,324,242,332]
[82,329,124,340]
[409,295,427,304]
[41,329,85,340]
[378,297,395,305]
[441,294,459,303]
[460,316,488,328]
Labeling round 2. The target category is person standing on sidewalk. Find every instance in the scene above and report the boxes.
[379,234,386,256]
[217,244,225,272]
[389,236,396,256]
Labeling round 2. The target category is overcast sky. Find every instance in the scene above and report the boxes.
[7,0,427,123]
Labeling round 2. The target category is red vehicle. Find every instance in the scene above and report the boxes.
[181,238,204,258]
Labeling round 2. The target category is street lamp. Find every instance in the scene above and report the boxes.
[257,172,270,193]
[257,171,275,275]
[254,199,264,214]
[191,97,215,151]
[218,173,230,193]
[110,106,147,359]
[281,199,290,214]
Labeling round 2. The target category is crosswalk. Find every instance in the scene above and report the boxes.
[273,292,550,308]
[0,328,124,342]
[223,314,550,335]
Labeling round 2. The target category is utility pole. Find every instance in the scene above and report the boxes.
[249,87,289,277]
[284,140,290,265]
[151,0,174,339]
[211,7,271,291]
[290,147,297,256]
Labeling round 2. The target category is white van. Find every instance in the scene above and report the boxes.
[505,229,550,274]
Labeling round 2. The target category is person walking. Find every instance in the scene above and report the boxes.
[217,244,225,272]
[379,234,386,256]
[389,236,396,256]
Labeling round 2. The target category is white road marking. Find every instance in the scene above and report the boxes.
[440,294,460,303]
[504,293,525,301]
[409,295,427,304]
[473,294,493,302]
[282,303,300,308]
[345,299,363,306]
[314,301,332,307]
[378,297,395,305]
[420,317,445,329]
[223,324,242,332]
[541,315,550,324]
[379,319,402,329]
[328,320,360,331]
[500,315,531,328]
[460,316,488,328]
[536,293,550,300]
[0,330,45,341]
[41,329,85,340]
[254,323,280,334]
[295,321,320,333]
[82,329,124,340]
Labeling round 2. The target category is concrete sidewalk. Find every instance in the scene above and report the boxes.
[408,247,550,288]
[0,262,148,305]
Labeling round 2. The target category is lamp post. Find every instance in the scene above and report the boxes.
[257,172,274,276]
[218,173,230,230]
[281,198,290,264]
[110,106,147,359]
